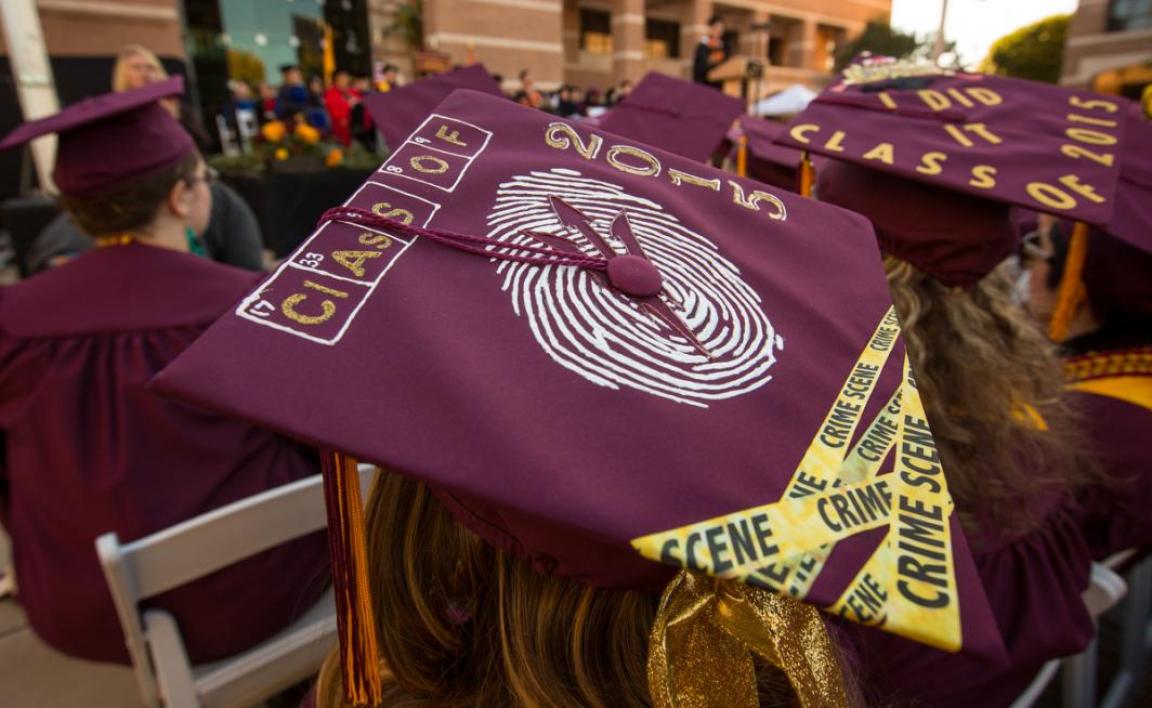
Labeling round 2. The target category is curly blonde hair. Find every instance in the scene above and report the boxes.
[885,256,1094,538]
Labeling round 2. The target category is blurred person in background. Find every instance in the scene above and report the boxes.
[514,68,543,109]
[693,16,730,88]
[0,79,329,665]
[324,69,361,146]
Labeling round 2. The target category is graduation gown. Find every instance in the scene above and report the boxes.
[839,489,1094,708]
[1065,333,1152,559]
[0,245,330,664]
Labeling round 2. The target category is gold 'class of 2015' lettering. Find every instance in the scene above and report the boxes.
[790,90,1120,213]
[277,223,398,326]
[543,122,788,221]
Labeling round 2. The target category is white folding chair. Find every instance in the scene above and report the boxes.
[1099,550,1151,708]
[97,466,376,708]
[1010,562,1129,708]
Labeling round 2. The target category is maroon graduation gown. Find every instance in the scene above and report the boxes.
[0,245,330,664]
[839,490,1094,708]
[1065,344,1152,559]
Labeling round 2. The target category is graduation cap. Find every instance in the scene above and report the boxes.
[153,89,1005,704]
[775,63,1132,339]
[730,116,805,192]
[0,76,194,197]
[600,71,746,163]
[360,64,504,153]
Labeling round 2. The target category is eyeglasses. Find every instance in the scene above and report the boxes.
[185,167,219,187]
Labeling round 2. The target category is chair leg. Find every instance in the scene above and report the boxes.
[1062,639,1098,708]
[1101,557,1152,708]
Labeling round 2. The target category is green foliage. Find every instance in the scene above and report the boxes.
[982,14,1069,84]
[227,49,266,89]
[834,22,920,72]
[387,0,424,52]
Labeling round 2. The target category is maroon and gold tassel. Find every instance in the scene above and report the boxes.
[321,449,382,706]
[1049,221,1090,343]
[799,150,815,198]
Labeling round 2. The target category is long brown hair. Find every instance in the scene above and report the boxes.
[316,468,827,707]
[885,256,1094,537]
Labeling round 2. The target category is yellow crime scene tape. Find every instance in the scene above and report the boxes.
[632,307,964,652]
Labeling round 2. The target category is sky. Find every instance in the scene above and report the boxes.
[890,0,1080,68]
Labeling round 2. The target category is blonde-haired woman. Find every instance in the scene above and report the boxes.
[815,160,1098,708]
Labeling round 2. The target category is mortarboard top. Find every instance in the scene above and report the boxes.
[730,115,805,192]
[361,64,503,153]
[0,77,195,197]
[154,88,1006,701]
[774,60,1128,226]
[600,71,745,163]
[773,60,1134,289]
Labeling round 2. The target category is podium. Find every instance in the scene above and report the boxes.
[708,56,764,101]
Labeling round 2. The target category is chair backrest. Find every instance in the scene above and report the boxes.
[96,465,376,706]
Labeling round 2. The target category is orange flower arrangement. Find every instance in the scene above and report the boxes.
[261,120,287,143]
[325,147,344,167]
[294,122,322,145]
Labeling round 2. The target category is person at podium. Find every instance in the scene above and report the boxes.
[692,15,730,89]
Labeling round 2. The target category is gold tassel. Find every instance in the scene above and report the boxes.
[1048,221,1090,343]
[799,151,815,198]
[648,570,849,708]
[321,450,383,706]
[736,135,748,178]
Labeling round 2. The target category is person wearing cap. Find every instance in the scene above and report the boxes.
[1021,112,1152,561]
[0,78,329,664]
[774,66,1110,706]
[27,43,265,274]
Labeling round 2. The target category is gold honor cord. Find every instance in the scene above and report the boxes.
[827,356,961,652]
[647,570,849,708]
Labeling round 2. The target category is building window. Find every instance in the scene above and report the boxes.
[1108,0,1152,31]
[645,19,681,59]
[580,9,613,55]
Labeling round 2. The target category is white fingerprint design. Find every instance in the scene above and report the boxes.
[486,168,783,407]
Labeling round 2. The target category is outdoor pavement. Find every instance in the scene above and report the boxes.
[0,533,142,708]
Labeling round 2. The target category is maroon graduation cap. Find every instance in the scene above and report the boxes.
[730,115,804,191]
[600,71,745,162]
[154,89,1004,704]
[0,76,194,197]
[774,65,1134,315]
[360,64,504,153]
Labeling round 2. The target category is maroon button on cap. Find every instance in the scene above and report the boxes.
[607,254,663,298]
[0,76,195,197]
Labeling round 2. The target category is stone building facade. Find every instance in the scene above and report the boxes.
[1060,0,1152,99]
[403,0,891,93]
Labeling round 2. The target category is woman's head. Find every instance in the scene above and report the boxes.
[113,45,169,92]
[884,255,1092,535]
[317,469,811,707]
[59,151,212,242]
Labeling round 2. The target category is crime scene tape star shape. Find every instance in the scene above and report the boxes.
[486,168,783,407]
